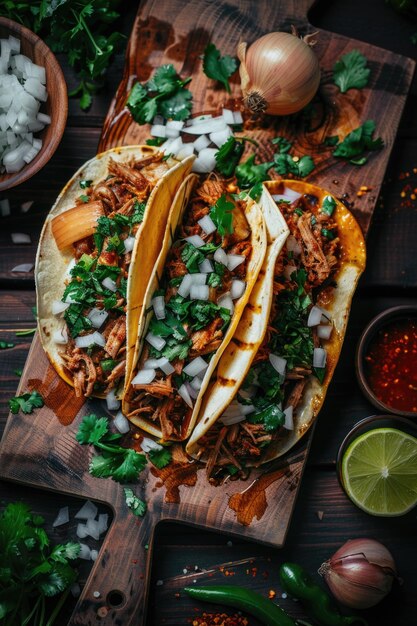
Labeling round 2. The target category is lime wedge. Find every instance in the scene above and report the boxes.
[341,427,417,516]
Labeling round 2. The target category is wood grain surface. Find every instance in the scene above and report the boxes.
[0,1,416,625]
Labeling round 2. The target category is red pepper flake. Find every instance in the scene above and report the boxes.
[268,589,276,599]
[191,612,249,625]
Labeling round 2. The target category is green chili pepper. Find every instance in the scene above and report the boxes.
[184,585,297,626]
[279,563,368,626]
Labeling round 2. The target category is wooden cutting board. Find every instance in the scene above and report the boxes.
[0,1,414,624]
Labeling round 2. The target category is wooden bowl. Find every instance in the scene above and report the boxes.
[0,17,67,192]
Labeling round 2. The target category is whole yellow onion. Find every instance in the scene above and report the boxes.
[238,30,321,116]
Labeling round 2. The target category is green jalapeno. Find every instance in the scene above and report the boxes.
[279,563,368,626]
[184,585,297,626]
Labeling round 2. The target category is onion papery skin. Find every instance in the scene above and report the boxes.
[238,32,321,116]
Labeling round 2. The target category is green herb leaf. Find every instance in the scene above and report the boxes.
[274,153,315,178]
[8,391,44,415]
[15,328,36,336]
[323,135,339,147]
[79,179,92,189]
[247,404,285,432]
[146,137,165,146]
[235,154,273,188]
[271,136,292,153]
[202,42,238,93]
[0,341,14,349]
[248,181,264,200]
[124,487,147,517]
[333,120,384,163]
[333,49,370,93]
[210,195,234,236]
[215,137,245,177]
[321,195,336,216]
[76,414,109,445]
[148,447,172,469]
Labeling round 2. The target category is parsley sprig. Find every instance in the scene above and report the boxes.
[76,414,147,483]
[333,49,371,93]
[127,64,193,125]
[202,43,238,93]
[0,502,80,626]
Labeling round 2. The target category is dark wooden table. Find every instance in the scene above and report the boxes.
[1,1,417,624]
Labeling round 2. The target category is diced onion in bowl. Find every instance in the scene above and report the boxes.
[52,300,70,315]
[178,383,193,408]
[86,518,101,541]
[307,305,323,327]
[105,389,120,411]
[76,524,89,540]
[123,236,136,253]
[90,549,98,562]
[269,353,286,376]
[131,369,156,385]
[87,308,108,329]
[218,292,234,313]
[146,332,166,351]
[114,411,130,434]
[75,331,105,349]
[190,284,209,301]
[75,500,98,520]
[53,328,68,345]
[51,201,105,251]
[230,279,246,299]
[102,277,117,292]
[313,347,327,368]
[152,295,166,320]
[192,134,210,152]
[283,405,294,430]
[317,324,333,340]
[213,247,228,266]
[199,258,214,274]
[227,254,245,271]
[98,513,109,535]
[185,234,205,248]
[198,214,216,235]
[141,436,163,453]
[183,356,208,377]
[52,506,69,527]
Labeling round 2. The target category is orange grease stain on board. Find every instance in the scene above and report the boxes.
[150,445,198,503]
[228,464,294,526]
[28,365,84,425]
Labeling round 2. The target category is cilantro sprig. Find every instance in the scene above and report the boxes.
[202,43,238,93]
[210,195,235,236]
[215,136,245,177]
[333,49,371,93]
[0,502,80,626]
[127,64,193,125]
[235,154,274,188]
[76,414,147,483]
[124,487,147,517]
[332,120,384,165]
[148,447,172,469]
[9,391,44,415]
[274,154,315,178]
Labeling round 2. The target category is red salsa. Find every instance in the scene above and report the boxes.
[364,317,417,413]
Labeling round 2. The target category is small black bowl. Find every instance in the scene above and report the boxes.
[356,306,417,418]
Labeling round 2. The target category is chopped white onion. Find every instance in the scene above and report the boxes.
[102,277,117,292]
[313,347,327,368]
[146,332,166,351]
[307,305,324,327]
[52,506,69,527]
[317,324,333,340]
[166,119,184,131]
[183,116,226,135]
[199,258,213,274]
[190,284,209,300]
[123,236,136,253]
[152,295,166,320]
[165,126,180,138]
[166,136,183,155]
[286,235,302,256]
[0,199,10,216]
[52,328,68,345]
[218,292,234,313]
[75,331,105,349]
[220,413,246,426]
[209,126,232,147]
[190,273,207,285]
[190,375,203,391]
[192,134,210,152]
[227,254,245,272]
[78,543,91,560]
[152,114,164,125]
[192,148,217,173]
[283,405,294,430]
[86,518,101,541]
[189,114,213,125]
[11,232,31,244]
[150,124,167,138]
[51,300,69,315]
[98,513,109,535]
[284,264,297,281]
[183,356,208,377]
[114,410,130,434]
[105,389,120,411]
[178,274,193,298]
[10,263,34,273]
[140,436,163,452]
[222,108,235,124]
[198,214,217,235]
[186,381,198,399]
[178,383,193,408]
[273,187,302,203]
[233,110,243,124]
[76,524,89,539]
[176,143,194,160]
[213,247,228,266]
[90,549,98,562]
[230,279,246,300]
[87,308,108,329]
[185,234,205,248]
[269,354,287,376]
[159,357,175,375]
[131,369,156,385]
[240,403,256,415]
[143,358,161,369]
[75,500,98,520]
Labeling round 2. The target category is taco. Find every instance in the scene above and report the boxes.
[36,146,194,399]
[123,174,267,441]
[186,180,366,479]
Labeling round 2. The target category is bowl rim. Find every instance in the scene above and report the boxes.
[0,16,68,191]
[355,305,417,419]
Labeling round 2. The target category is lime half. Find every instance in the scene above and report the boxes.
[341,427,417,516]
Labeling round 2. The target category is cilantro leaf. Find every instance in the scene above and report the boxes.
[271,136,292,153]
[203,43,238,93]
[210,195,234,236]
[333,120,383,163]
[274,153,315,178]
[148,447,172,469]
[8,391,44,415]
[323,135,339,147]
[247,404,285,432]
[235,154,273,188]
[0,341,14,349]
[215,137,245,177]
[321,195,336,216]
[248,181,264,200]
[124,487,147,517]
[333,49,370,93]
[76,414,109,445]
[159,87,193,121]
